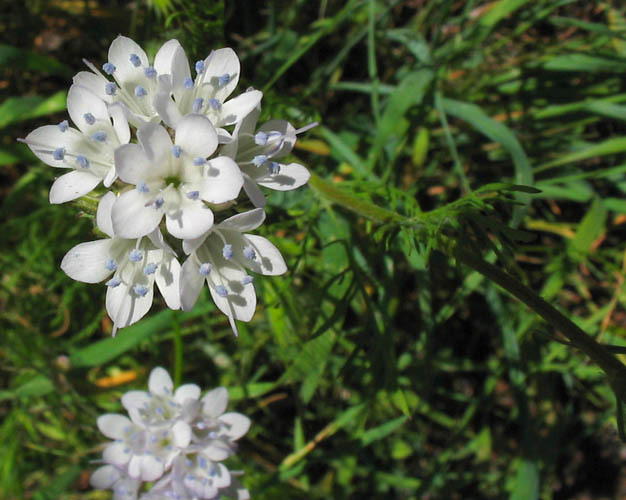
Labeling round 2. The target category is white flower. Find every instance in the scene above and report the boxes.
[20,84,130,203]
[153,45,262,135]
[111,115,243,240]
[74,35,182,126]
[90,464,141,500]
[60,192,181,333]
[221,104,315,207]
[180,208,287,335]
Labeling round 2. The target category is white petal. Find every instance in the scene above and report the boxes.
[128,455,142,479]
[242,173,267,208]
[103,441,131,467]
[209,261,256,322]
[108,35,148,85]
[109,102,131,144]
[121,390,150,412]
[67,84,110,134]
[182,232,209,255]
[242,234,287,276]
[50,170,101,203]
[174,114,218,158]
[153,39,183,76]
[153,90,183,128]
[219,412,250,440]
[112,189,163,238]
[90,465,120,489]
[202,441,231,461]
[166,44,191,102]
[165,199,214,240]
[137,122,172,163]
[155,255,181,310]
[258,119,297,158]
[114,143,151,184]
[97,191,117,237]
[171,420,191,448]
[61,239,114,283]
[256,162,311,191]
[202,156,243,203]
[106,281,154,329]
[148,367,174,397]
[201,47,240,101]
[98,413,133,439]
[218,208,265,232]
[140,455,164,482]
[217,90,263,127]
[73,70,109,101]
[180,257,205,311]
[201,387,228,418]
[238,101,261,136]
[174,384,201,404]
[23,125,85,168]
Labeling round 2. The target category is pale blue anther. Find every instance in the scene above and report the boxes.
[208,98,221,110]
[144,66,157,78]
[156,407,164,415]
[77,155,90,168]
[254,131,268,145]
[186,459,193,467]
[144,263,157,275]
[58,120,69,132]
[195,60,205,74]
[84,112,95,125]
[192,97,204,113]
[199,263,212,276]
[215,285,228,297]
[222,244,233,260]
[102,62,116,75]
[133,284,149,297]
[218,73,230,87]
[172,145,182,158]
[242,276,253,285]
[243,246,256,260]
[202,479,208,486]
[154,197,164,209]
[252,154,268,167]
[186,191,199,200]
[193,157,205,166]
[105,82,117,95]
[134,85,147,97]
[53,148,65,161]
[137,181,149,193]
[129,249,143,262]
[92,131,107,142]
[105,258,117,271]
[208,431,218,439]
[129,53,141,67]
[183,76,194,89]
[106,277,121,288]
[199,457,208,469]
[269,162,281,175]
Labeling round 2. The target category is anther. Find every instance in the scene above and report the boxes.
[105,82,117,96]
[129,53,141,67]
[222,244,233,260]
[183,76,193,89]
[218,73,230,87]
[172,145,182,158]
[195,60,205,74]
[135,85,147,97]
[254,131,268,145]
[186,191,199,200]
[137,181,149,193]
[243,246,256,260]
[193,157,205,166]
[133,284,149,297]
[58,120,69,132]
[77,155,90,168]
[129,249,143,262]
[252,154,268,167]
[199,263,212,276]
[208,98,221,110]
[242,276,253,285]
[154,197,164,209]
[192,98,204,113]
[92,131,107,142]
[144,263,157,275]
[53,148,65,161]
[144,66,157,78]
[105,258,117,271]
[84,112,96,125]
[215,285,228,297]
[102,62,116,75]
[106,277,121,288]
[268,162,281,175]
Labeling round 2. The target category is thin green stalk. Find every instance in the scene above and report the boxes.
[171,310,183,386]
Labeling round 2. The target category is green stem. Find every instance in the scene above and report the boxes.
[171,310,183,386]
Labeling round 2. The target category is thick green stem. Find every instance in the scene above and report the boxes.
[171,310,183,386]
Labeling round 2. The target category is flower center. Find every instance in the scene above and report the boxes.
[164,175,182,188]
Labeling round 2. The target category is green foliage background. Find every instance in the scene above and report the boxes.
[2,0,626,498]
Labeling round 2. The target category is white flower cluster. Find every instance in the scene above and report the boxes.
[21,36,315,335]
[91,367,251,500]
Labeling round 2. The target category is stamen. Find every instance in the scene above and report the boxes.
[105,258,118,271]
[144,263,157,275]
[172,145,182,158]
[134,85,147,97]
[243,246,256,260]
[192,98,204,113]
[268,162,281,175]
[218,73,230,87]
[208,98,221,110]
[106,277,121,288]
[242,276,253,285]
[254,131,268,145]
[193,157,205,166]
[154,197,164,209]
[129,53,141,67]
[183,76,194,89]
[137,181,149,193]
[215,285,228,297]
[222,244,233,260]
[53,148,65,161]
[77,155,90,168]
[92,131,107,142]
[133,284,149,297]
[105,82,117,96]
[144,66,157,78]
[252,154,268,167]
[128,249,143,262]
[84,112,96,125]
[199,263,212,276]
[199,456,208,469]
[295,121,319,135]
[195,60,205,74]
[102,62,116,75]
[58,120,69,132]
[186,191,199,200]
